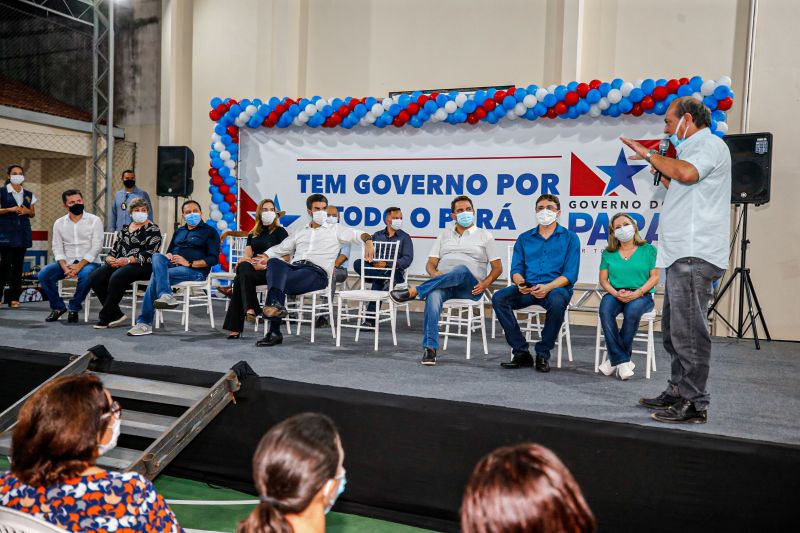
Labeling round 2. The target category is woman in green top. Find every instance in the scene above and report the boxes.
[598,213,660,380]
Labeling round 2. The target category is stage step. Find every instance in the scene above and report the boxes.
[121,410,178,439]
[95,372,208,407]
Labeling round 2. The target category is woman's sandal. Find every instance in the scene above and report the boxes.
[245,310,257,322]
[227,332,242,340]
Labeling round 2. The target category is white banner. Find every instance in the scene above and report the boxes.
[239,117,667,283]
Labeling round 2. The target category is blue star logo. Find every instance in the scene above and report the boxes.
[272,194,301,228]
[598,148,648,195]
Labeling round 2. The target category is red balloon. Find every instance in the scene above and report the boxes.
[546,107,557,119]
[323,117,334,128]
[564,91,579,106]
[589,79,602,89]
[264,120,275,128]
[576,83,590,98]
[467,113,478,125]
[331,113,342,126]
[652,86,668,101]
[219,184,229,195]
[226,125,238,135]
[555,102,568,115]
[231,135,239,144]
[717,97,733,111]
[398,110,410,122]
[494,90,507,103]
[484,99,497,111]
[429,92,440,101]
[215,104,227,114]
[348,99,360,110]
[417,95,429,106]
[225,194,236,204]
[274,105,286,115]
[631,103,643,116]
[338,105,349,116]
[679,77,689,86]
[208,168,219,177]
[641,95,655,110]
[227,99,238,106]
[392,116,404,127]
[507,87,516,95]
[268,112,279,123]
[474,107,487,120]
[666,79,680,94]
[211,176,223,186]
[407,103,419,115]
[209,110,221,121]
[284,98,296,106]
[218,253,227,263]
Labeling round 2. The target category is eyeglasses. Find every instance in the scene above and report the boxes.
[102,400,122,420]
[536,205,559,212]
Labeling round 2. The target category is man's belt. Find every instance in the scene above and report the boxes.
[292,260,327,276]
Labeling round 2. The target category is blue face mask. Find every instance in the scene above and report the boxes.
[185,213,202,226]
[324,471,347,514]
[456,211,474,227]
[669,117,688,149]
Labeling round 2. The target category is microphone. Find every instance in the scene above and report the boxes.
[653,138,670,186]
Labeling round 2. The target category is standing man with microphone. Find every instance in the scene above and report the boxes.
[620,96,731,424]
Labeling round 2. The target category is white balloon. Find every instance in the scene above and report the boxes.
[598,97,610,111]
[210,203,219,211]
[434,108,448,121]
[535,88,549,101]
[211,133,221,143]
[225,160,236,169]
[382,98,393,110]
[239,111,249,121]
[620,82,634,97]
[298,111,309,122]
[210,210,223,221]
[359,117,369,126]
[589,104,601,118]
[315,99,327,111]
[717,75,732,87]
[220,151,231,161]
[455,93,468,107]
[523,94,537,108]
[547,84,558,93]
[607,89,622,104]
[234,118,245,127]
[700,79,716,96]
[292,117,303,126]
[371,103,384,116]
[213,142,225,152]
[514,102,526,116]
[216,220,228,231]
[366,113,376,124]
[444,100,457,113]
[305,104,317,115]
[692,91,703,101]
[633,79,643,88]
[716,121,729,133]
[393,94,402,103]
[245,105,257,115]
[506,109,518,120]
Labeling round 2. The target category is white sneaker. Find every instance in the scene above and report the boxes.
[108,314,128,328]
[617,361,635,380]
[598,358,616,376]
[127,323,153,336]
[154,293,179,309]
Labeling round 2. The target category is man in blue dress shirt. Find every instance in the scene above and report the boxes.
[109,170,154,232]
[492,194,580,373]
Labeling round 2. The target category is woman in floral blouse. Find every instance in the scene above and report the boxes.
[90,197,162,328]
[0,374,183,532]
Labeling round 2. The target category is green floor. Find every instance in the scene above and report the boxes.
[0,458,433,532]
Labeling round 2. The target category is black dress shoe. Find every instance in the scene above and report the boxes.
[315,316,330,328]
[421,348,436,366]
[67,311,79,324]
[535,355,550,373]
[45,309,67,322]
[651,399,707,424]
[361,319,375,328]
[255,332,283,347]
[639,392,681,410]
[227,332,242,340]
[262,301,288,319]
[500,351,534,369]
[389,289,413,304]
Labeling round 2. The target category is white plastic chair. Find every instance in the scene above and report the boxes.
[152,278,215,331]
[438,294,490,359]
[98,231,118,262]
[336,241,400,351]
[0,507,66,532]
[595,308,658,379]
[210,235,248,287]
[276,273,337,343]
[392,271,412,327]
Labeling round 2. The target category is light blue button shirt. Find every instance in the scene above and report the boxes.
[657,128,731,270]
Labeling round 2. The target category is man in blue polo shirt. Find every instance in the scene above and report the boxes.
[127,200,219,336]
[492,194,580,373]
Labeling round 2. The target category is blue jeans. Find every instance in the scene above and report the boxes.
[491,285,571,360]
[137,253,205,325]
[39,261,100,312]
[416,265,480,350]
[599,292,654,365]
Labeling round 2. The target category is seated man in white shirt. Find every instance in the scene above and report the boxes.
[390,195,502,366]
[39,189,103,323]
[255,193,374,347]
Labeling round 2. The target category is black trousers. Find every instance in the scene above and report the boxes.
[90,263,152,323]
[222,261,268,333]
[0,246,26,303]
[265,259,327,333]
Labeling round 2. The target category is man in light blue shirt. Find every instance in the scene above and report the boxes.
[621,96,731,424]
[109,170,154,231]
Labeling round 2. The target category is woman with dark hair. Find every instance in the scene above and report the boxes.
[238,412,346,533]
[222,198,288,339]
[0,164,36,308]
[0,374,182,532]
[461,443,595,533]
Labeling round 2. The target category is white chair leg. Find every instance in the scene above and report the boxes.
[373,300,380,352]
[336,295,343,347]
[131,284,138,326]
[465,305,473,360]
[404,304,411,327]
[207,285,215,329]
[480,306,488,355]
[443,307,452,351]
[328,296,336,339]
[594,315,603,372]
[183,289,190,332]
[390,301,397,346]
[84,293,91,322]
[647,318,655,378]
[310,294,317,343]
[565,319,573,363]
[491,312,496,339]
[355,301,363,342]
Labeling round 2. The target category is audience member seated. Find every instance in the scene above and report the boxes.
[39,189,103,324]
[222,198,289,339]
[461,443,596,533]
[0,374,183,532]
[598,212,659,380]
[492,194,580,373]
[237,412,346,533]
[90,198,162,329]
[127,200,219,336]
[353,206,413,328]
[255,193,373,347]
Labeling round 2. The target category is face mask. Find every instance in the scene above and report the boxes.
[123,179,136,189]
[68,203,85,216]
[98,415,121,456]
[614,225,636,243]
[261,211,277,225]
[10,175,24,186]
[185,212,202,226]
[536,209,558,226]
[669,116,689,148]
[312,210,328,225]
[390,219,403,230]
[326,216,339,225]
[131,211,148,224]
[324,470,347,514]
[455,211,474,227]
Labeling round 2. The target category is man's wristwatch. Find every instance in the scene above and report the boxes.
[645,149,656,163]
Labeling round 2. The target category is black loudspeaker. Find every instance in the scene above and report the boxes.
[157,146,194,197]
[724,132,772,205]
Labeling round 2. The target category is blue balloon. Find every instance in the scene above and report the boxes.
[526,84,539,95]
[677,84,693,97]
[230,104,242,115]
[423,100,438,114]
[710,119,718,132]
[599,82,611,97]
[269,97,281,106]
[211,158,223,169]
[689,76,703,91]
[331,98,343,109]
[533,103,547,117]
[211,193,224,205]
[567,106,579,119]
[298,98,310,109]
[656,79,667,87]
[224,177,236,187]
[219,166,231,178]
[714,130,725,138]
[219,203,231,214]
[214,124,226,135]
[585,89,601,104]
[714,85,731,100]
[389,104,402,116]
[543,94,557,108]
[514,88,527,102]
[354,104,367,118]
[611,78,624,89]
[554,86,568,101]
[223,212,235,223]
[436,94,448,106]
[240,99,251,108]
[576,100,590,114]
[664,94,677,106]
[502,95,516,110]
[654,101,667,115]
[418,110,430,121]
[398,94,411,106]
[487,88,497,99]
[229,186,238,195]
[567,81,579,92]
[208,150,217,160]
[487,113,499,125]
[221,134,232,144]
[322,105,334,118]
[253,98,263,107]
[365,96,377,108]
[206,219,217,230]
[618,98,633,113]
[228,144,238,153]
[607,104,621,118]
[410,117,421,128]
[210,97,222,108]
[703,95,718,111]
[641,79,655,95]
[524,108,537,120]
[629,88,644,103]
[289,104,301,117]
[463,100,477,113]
[311,96,322,103]
[712,110,726,122]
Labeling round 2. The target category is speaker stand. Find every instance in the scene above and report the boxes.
[708,204,771,349]
[173,196,180,231]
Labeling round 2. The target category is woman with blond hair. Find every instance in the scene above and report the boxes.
[222,198,288,339]
[598,212,659,380]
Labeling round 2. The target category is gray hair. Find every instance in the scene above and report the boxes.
[128,197,148,212]
[670,96,712,129]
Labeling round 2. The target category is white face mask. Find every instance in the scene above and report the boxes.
[10,175,24,186]
[390,219,403,230]
[536,209,558,227]
[614,225,636,243]
[261,211,277,225]
[131,211,148,224]
[98,415,121,456]
[325,216,339,225]
[312,210,328,225]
